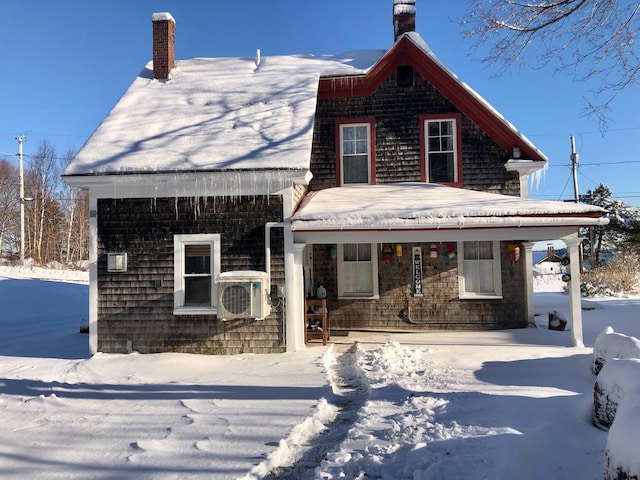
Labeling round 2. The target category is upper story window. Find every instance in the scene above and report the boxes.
[173,234,221,315]
[337,119,376,185]
[421,114,462,185]
[396,65,414,87]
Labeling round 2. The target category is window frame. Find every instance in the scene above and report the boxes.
[457,240,502,299]
[420,114,463,186]
[337,243,379,299]
[336,118,376,186]
[173,234,221,315]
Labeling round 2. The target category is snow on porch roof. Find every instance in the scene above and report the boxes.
[291,183,607,231]
[64,51,384,176]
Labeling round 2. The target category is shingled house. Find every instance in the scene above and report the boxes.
[63,2,607,355]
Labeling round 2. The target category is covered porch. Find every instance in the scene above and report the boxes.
[283,183,608,351]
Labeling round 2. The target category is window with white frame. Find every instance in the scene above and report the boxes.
[458,240,502,298]
[174,234,221,313]
[337,243,379,298]
[339,123,372,184]
[425,118,458,183]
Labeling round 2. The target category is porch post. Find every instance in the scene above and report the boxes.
[285,242,306,352]
[564,237,584,347]
[88,193,98,355]
[522,242,536,327]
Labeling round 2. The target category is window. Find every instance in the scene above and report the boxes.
[174,234,221,314]
[458,240,502,298]
[338,121,375,185]
[337,243,379,298]
[422,116,461,184]
[396,65,414,87]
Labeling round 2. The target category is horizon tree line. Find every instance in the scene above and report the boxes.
[0,138,88,266]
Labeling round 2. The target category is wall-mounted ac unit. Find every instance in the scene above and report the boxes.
[216,270,270,321]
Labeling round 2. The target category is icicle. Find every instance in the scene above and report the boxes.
[529,162,548,193]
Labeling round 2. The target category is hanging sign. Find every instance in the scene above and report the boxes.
[412,247,423,297]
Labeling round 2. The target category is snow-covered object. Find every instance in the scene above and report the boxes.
[65,31,551,180]
[593,358,640,429]
[593,326,640,374]
[292,183,607,231]
[604,384,640,480]
[64,52,383,176]
[393,0,416,16]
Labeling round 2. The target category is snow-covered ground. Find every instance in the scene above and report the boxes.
[0,264,638,479]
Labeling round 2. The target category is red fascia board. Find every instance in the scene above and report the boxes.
[318,37,545,162]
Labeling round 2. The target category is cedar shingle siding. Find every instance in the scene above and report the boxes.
[96,196,285,354]
[313,242,526,331]
[308,68,527,331]
[310,69,521,195]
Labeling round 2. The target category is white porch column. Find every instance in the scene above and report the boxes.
[88,194,98,355]
[565,237,584,347]
[522,242,536,327]
[285,242,306,352]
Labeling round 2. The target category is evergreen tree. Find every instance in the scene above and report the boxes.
[579,184,640,266]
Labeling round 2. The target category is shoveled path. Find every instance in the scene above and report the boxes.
[262,341,367,479]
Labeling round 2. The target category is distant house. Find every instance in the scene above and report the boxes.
[63,2,607,355]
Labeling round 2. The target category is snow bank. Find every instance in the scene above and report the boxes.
[0,263,88,283]
[593,326,640,374]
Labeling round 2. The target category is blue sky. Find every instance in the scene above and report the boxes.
[1,0,638,205]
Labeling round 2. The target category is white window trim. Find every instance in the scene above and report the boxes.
[457,240,503,299]
[339,123,372,185]
[425,117,459,183]
[173,234,221,315]
[337,243,379,299]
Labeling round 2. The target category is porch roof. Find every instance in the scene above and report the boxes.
[291,183,607,232]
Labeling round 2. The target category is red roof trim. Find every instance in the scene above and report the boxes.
[318,36,545,162]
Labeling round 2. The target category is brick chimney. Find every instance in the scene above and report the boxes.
[152,12,176,80]
[393,0,416,42]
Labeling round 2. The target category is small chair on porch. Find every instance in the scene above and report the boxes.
[304,298,330,345]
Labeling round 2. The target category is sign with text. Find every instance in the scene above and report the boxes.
[412,246,423,297]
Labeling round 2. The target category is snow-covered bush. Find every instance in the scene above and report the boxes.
[593,358,640,429]
[604,386,640,480]
[593,327,640,374]
[581,282,615,297]
[594,358,640,479]
[581,252,640,297]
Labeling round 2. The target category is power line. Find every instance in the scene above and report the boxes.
[528,126,640,137]
[548,159,640,167]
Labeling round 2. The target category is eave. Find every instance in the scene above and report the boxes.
[318,34,547,163]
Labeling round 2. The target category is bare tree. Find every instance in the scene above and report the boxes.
[61,147,89,265]
[25,139,66,264]
[0,140,88,266]
[462,0,640,128]
[66,188,89,264]
[0,159,20,259]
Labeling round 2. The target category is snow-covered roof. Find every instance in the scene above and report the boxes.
[64,52,384,176]
[291,183,607,231]
[64,31,546,178]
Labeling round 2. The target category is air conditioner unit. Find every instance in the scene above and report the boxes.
[216,271,270,321]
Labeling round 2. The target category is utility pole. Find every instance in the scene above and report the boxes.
[570,134,586,271]
[17,134,26,266]
[570,134,579,203]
